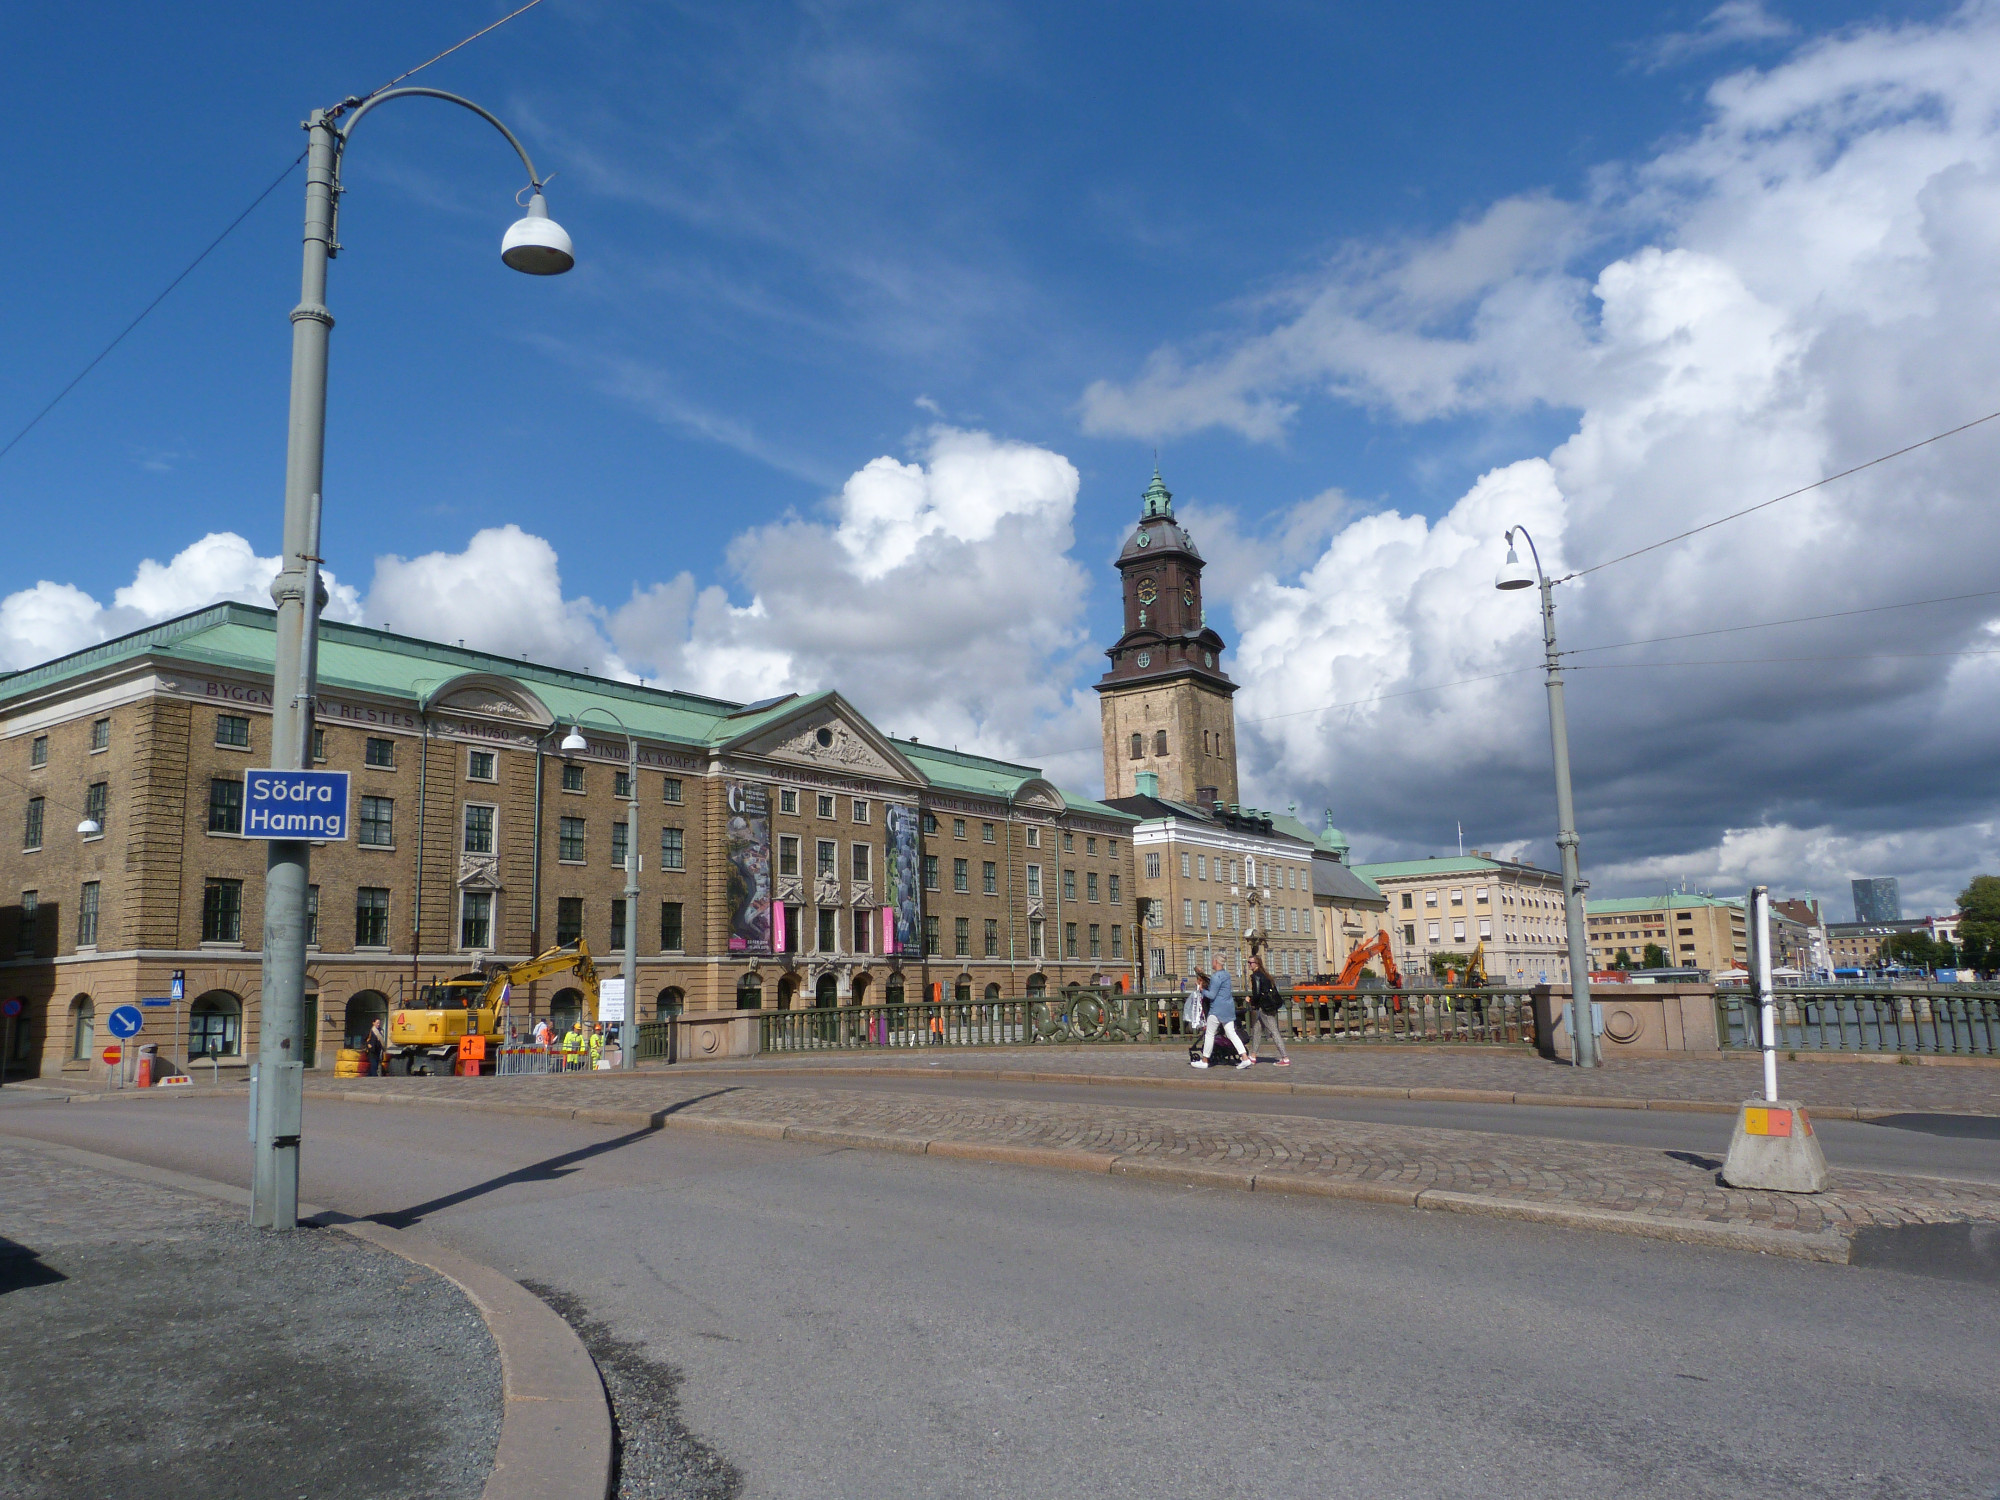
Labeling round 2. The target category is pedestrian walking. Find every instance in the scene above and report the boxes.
[1245,953,1290,1065]
[363,1016,387,1077]
[1193,959,1252,1070]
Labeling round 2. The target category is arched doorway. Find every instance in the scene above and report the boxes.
[983,982,1000,1001]
[736,974,764,1010]
[849,973,871,1006]
[549,988,585,1033]
[69,996,94,1061]
[1026,973,1047,998]
[954,975,972,1003]
[189,992,242,1058]
[344,991,388,1050]
[655,986,685,1021]
[777,975,799,1010]
[814,974,838,1007]
[886,973,905,1005]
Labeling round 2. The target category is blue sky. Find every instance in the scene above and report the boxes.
[8,1,1999,914]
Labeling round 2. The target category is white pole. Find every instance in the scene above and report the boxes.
[1751,885,1777,1102]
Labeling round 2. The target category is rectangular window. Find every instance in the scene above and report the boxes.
[16,889,38,950]
[365,736,395,768]
[922,812,939,835]
[558,815,585,862]
[1063,869,1076,902]
[78,881,102,946]
[312,727,326,761]
[29,735,47,768]
[1199,900,1209,929]
[953,818,967,840]
[818,794,836,819]
[954,916,970,957]
[1065,922,1079,959]
[561,763,584,792]
[982,861,997,895]
[1086,836,1097,857]
[1474,886,1489,904]
[1108,874,1121,904]
[469,750,496,781]
[207,780,242,835]
[1109,839,1119,856]
[1145,852,1161,879]
[1086,872,1099,902]
[1088,924,1101,958]
[556,897,584,946]
[819,907,838,952]
[660,901,684,950]
[953,858,969,893]
[817,839,837,878]
[780,788,798,814]
[1030,920,1045,958]
[663,776,683,804]
[779,835,800,876]
[925,915,941,956]
[355,888,390,947]
[660,826,685,871]
[852,798,869,823]
[1427,921,1441,942]
[464,805,495,854]
[199,878,239,943]
[464,891,494,950]
[359,796,394,847]
[216,714,250,748]
[1479,918,1493,939]
[1402,893,1414,909]
[1181,852,1193,878]
[1025,826,1040,848]
[1425,890,1438,907]
[982,821,995,842]
[1111,924,1124,960]
[1196,855,1206,880]
[613,770,633,800]
[306,884,320,947]
[610,898,628,953]
[1453,920,1466,942]
[1183,897,1194,927]
[853,909,871,954]
[1026,865,1042,898]
[1185,946,1197,975]
[90,716,110,752]
[984,918,999,957]
[83,782,106,837]
[1450,888,1463,906]
[853,844,871,881]
[612,821,630,869]
[1403,923,1416,946]
[924,855,940,891]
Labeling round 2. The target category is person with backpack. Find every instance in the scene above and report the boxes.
[1192,959,1252,1070]
[1244,952,1290,1066]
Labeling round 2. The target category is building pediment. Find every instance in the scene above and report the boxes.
[424,673,556,728]
[723,694,923,784]
[1014,779,1066,812]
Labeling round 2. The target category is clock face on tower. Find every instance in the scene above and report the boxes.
[1183,586,1195,608]
[1136,578,1158,606]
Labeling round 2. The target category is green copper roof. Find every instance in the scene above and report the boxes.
[1587,894,1743,913]
[1350,855,1509,880]
[1141,467,1174,519]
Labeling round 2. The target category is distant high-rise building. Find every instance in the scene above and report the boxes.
[1851,876,1901,924]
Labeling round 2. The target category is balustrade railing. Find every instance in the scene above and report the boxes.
[1716,987,1997,1056]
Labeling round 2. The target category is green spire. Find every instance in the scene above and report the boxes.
[1141,467,1174,519]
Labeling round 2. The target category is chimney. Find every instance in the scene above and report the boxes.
[1134,770,1160,798]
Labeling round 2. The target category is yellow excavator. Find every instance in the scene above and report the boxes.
[388,941,600,1076]
[1444,942,1489,988]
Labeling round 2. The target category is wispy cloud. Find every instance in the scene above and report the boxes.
[1635,2,1798,72]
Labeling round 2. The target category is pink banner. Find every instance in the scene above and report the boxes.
[774,902,787,954]
[882,907,896,954]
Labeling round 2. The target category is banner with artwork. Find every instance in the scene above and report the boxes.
[883,803,922,954]
[725,781,772,955]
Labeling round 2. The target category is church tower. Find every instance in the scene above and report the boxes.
[1095,469,1240,807]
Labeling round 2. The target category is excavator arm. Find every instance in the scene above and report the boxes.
[476,941,601,1035]
[1333,930,1402,990]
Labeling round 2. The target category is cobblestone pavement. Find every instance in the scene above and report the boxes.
[691,1043,2000,1114]
[0,1141,502,1500]
[309,1069,2000,1246]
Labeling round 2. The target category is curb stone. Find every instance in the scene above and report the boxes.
[302,1085,1869,1265]
[0,1131,613,1500]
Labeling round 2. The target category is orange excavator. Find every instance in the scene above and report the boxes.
[1321,930,1404,991]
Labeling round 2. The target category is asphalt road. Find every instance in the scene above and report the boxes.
[665,1067,2000,1182]
[3,1090,1996,1500]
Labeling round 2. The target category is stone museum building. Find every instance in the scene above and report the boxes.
[0,604,1137,1081]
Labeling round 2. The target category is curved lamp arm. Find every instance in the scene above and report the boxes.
[1505,525,1545,583]
[335,87,547,189]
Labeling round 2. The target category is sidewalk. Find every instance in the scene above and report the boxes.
[307,1064,2000,1264]
[0,1140,503,1500]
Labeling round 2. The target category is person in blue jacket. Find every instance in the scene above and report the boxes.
[1192,959,1253,1070]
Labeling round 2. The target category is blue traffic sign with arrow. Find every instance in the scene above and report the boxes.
[107,1005,144,1039]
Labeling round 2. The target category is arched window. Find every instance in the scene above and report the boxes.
[69,996,94,1061]
[1129,733,1143,760]
[1153,730,1168,756]
[954,976,972,1003]
[343,991,388,1050]
[885,973,905,1005]
[777,976,798,1010]
[549,987,585,1030]
[815,974,839,1007]
[983,982,1001,1001]
[656,986,685,1020]
[189,992,242,1058]
[1026,973,1047,998]
[736,974,764,1010]
[849,974,871,1006]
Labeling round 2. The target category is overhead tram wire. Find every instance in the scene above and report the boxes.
[0,2,553,469]
[1563,586,2000,656]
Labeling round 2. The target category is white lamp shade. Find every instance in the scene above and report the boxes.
[77,818,101,836]
[559,726,588,753]
[1495,545,1536,591]
[502,192,575,275]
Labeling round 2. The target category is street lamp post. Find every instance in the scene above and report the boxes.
[562,712,641,1069]
[252,90,573,1231]
[1495,528,1599,1069]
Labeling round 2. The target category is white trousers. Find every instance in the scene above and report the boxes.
[1201,1014,1245,1058]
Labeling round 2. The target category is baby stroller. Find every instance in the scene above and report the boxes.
[1184,996,1244,1067]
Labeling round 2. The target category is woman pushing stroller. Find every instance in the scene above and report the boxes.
[1189,961,1253,1070]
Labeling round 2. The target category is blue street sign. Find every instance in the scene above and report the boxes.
[242,769,350,840]
[107,1004,144,1038]
[170,971,185,1000]
[140,997,173,1007]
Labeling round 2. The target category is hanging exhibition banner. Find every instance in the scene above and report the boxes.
[883,803,922,955]
[725,781,773,955]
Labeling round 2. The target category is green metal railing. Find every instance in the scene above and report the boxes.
[1716,987,1998,1056]
[633,1020,675,1062]
[758,986,1543,1053]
